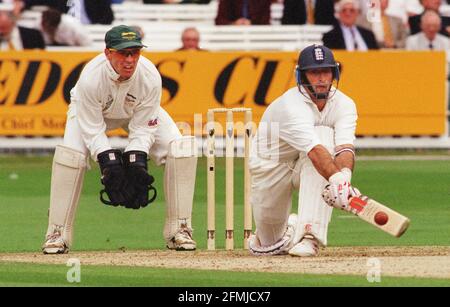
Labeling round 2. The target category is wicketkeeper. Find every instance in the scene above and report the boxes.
[42,25,198,254]
[248,44,359,257]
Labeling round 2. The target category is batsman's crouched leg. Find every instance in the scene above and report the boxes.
[163,136,198,251]
[289,126,336,257]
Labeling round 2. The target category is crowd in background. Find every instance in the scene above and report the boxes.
[0,0,450,52]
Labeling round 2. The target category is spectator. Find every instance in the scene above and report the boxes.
[322,0,379,50]
[67,0,114,24]
[358,0,407,49]
[40,8,92,46]
[22,0,68,12]
[215,0,272,25]
[0,0,25,17]
[177,27,205,50]
[143,0,211,3]
[129,25,149,50]
[408,0,450,36]
[406,10,450,50]
[26,0,114,24]
[181,0,211,3]
[143,0,183,3]
[130,25,145,40]
[282,0,336,25]
[0,3,45,50]
[385,0,422,23]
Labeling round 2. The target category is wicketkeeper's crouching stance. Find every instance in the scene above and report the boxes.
[248,44,359,257]
[42,25,197,254]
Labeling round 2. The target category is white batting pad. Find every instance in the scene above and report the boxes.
[163,136,198,240]
[46,145,87,247]
[292,126,335,246]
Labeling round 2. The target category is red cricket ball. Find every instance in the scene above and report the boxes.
[374,211,389,226]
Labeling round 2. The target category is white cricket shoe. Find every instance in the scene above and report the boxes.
[42,226,68,254]
[289,235,319,257]
[166,225,196,251]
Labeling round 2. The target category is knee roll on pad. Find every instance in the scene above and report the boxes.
[54,145,87,169]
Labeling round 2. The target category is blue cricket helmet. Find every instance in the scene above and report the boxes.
[295,44,340,85]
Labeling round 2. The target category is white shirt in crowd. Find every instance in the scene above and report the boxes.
[38,14,92,46]
[67,0,91,25]
[406,32,450,50]
[385,0,423,23]
[252,86,357,164]
[69,53,161,160]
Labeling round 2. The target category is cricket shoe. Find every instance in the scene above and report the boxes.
[42,226,68,254]
[166,225,196,251]
[288,235,319,257]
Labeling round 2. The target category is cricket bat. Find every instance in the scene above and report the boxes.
[348,195,410,237]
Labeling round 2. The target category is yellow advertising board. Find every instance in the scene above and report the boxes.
[0,51,446,136]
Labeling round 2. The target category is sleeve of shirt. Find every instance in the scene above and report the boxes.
[279,104,321,154]
[125,84,161,154]
[74,81,112,161]
[334,100,358,146]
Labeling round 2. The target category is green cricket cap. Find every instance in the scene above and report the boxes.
[105,25,146,50]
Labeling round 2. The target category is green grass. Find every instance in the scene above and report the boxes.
[0,262,448,287]
[0,155,449,252]
[0,155,449,286]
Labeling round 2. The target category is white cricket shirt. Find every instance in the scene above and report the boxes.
[68,53,161,160]
[253,86,357,162]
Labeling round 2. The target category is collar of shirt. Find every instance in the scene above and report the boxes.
[298,85,314,104]
[418,33,447,50]
[105,59,122,81]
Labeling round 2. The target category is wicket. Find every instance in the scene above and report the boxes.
[206,107,253,250]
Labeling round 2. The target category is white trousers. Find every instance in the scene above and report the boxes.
[250,126,335,247]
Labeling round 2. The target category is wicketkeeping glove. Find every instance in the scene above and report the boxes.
[98,149,132,207]
[122,151,157,209]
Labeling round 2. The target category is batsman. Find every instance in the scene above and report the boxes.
[249,44,360,257]
[42,25,198,254]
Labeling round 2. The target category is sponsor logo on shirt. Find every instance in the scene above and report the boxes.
[148,118,158,127]
[124,93,137,108]
[103,95,114,111]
